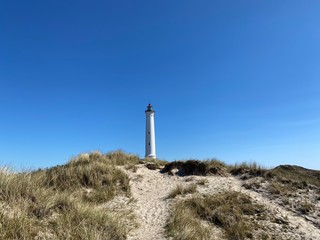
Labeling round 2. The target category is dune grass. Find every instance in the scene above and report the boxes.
[166,191,265,240]
[229,161,267,177]
[144,158,168,169]
[203,158,228,169]
[1,151,318,239]
[0,150,138,239]
[167,184,197,199]
[268,165,320,187]
[161,159,267,177]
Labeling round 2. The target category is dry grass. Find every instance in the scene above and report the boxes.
[0,151,138,239]
[268,165,320,187]
[166,191,266,240]
[229,161,267,177]
[144,158,168,170]
[298,201,315,214]
[197,179,209,186]
[268,181,289,195]
[162,159,267,177]
[166,203,212,240]
[162,159,228,176]
[125,164,138,172]
[204,158,228,169]
[167,184,197,199]
[239,164,319,224]
[68,150,140,166]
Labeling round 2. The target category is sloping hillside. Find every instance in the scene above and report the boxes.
[0,153,319,239]
[0,151,139,239]
[123,161,320,240]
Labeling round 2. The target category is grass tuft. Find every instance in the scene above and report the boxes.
[167,184,197,199]
[166,191,265,240]
[229,161,267,177]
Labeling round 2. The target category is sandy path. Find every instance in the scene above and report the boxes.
[121,165,320,240]
[123,165,185,240]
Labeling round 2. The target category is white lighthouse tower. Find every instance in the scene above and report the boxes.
[145,103,156,159]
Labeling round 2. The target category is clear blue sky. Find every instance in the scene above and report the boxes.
[1,1,320,170]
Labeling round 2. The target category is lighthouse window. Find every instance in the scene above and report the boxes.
[148,131,150,134]
[148,143,150,145]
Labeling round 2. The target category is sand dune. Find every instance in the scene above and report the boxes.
[120,164,320,240]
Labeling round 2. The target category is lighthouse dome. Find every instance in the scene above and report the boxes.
[145,103,155,113]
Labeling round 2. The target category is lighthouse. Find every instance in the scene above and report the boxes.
[145,103,156,159]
